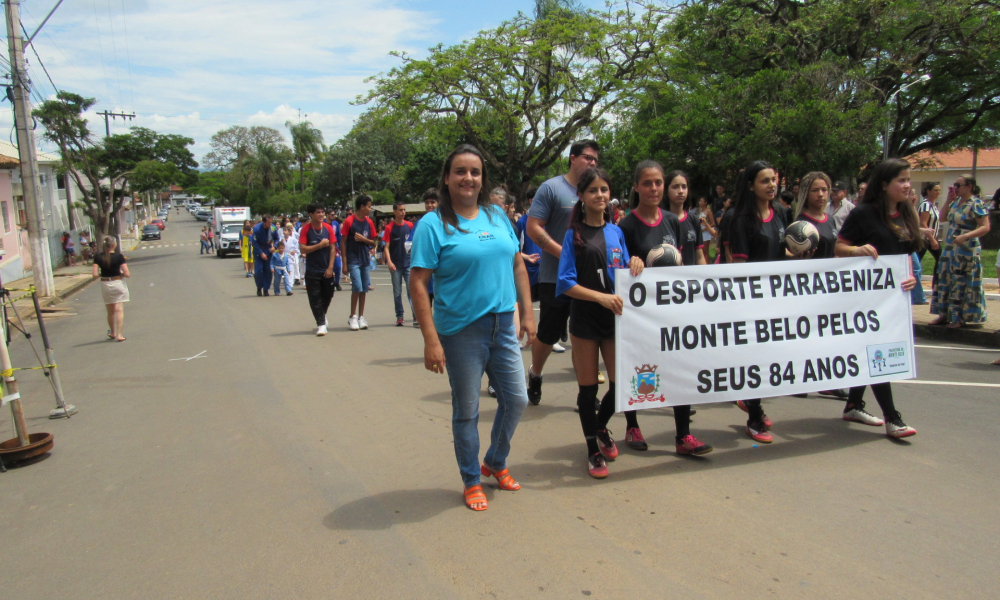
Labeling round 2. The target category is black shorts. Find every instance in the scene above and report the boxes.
[569,299,615,341]
[536,282,570,346]
[529,283,539,303]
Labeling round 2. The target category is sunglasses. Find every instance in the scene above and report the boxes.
[954,181,967,187]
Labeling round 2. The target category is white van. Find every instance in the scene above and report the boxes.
[213,207,252,257]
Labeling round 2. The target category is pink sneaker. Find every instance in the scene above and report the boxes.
[587,454,608,479]
[676,435,713,455]
[625,427,648,451]
[746,422,773,443]
[596,429,618,461]
[736,400,772,429]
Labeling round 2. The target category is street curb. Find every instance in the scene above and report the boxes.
[913,323,1000,349]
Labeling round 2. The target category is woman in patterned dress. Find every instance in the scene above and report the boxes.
[930,176,991,328]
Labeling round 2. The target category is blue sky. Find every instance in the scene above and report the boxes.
[7,0,605,163]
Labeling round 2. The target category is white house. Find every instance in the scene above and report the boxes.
[908,148,1000,204]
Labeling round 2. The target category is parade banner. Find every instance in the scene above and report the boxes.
[615,256,916,411]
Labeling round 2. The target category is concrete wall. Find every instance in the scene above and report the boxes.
[910,168,1000,203]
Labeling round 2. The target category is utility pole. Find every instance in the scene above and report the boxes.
[96,110,135,137]
[5,0,54,296]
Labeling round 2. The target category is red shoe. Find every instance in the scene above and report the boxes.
[676,435,713,455]
[625,427,648,451]
[736,400,772,430]
[746,421,773,443]
[596,429,618,461]
[587,454,608,478]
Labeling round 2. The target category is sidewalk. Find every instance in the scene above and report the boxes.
[911,281,1000,348]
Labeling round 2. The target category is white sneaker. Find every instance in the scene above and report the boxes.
[348,315,360,331]
[358,316,369,330]
[552,342,566,353]
[843,406,884,426]
[324,316,329,327]
[885,412,916,438]
[316,324,328,336]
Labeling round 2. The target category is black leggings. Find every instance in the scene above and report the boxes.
[578,383,615,453]
[625,407,691,438]
[847,383,897,417]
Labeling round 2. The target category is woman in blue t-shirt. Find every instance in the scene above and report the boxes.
[557,167,644,478]
[410,144,536,512]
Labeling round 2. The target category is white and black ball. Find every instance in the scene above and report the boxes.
[785,221,819,256]
[646,243,682,267]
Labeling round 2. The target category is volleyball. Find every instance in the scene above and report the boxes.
[785,221,819,256]
[646,243,682,267]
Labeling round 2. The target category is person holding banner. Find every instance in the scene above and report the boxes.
[556,167,642,478]
[834,158,921,438]
[619,161,713,456]
[790,172,855,406]
[410,144,535,510]
[728,161,787,443]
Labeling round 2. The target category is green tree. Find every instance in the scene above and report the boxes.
[240,142,293,193]
[33,92,198,236]
[359,3,665,200]
[285,120,325,192]
[204,125,285,170]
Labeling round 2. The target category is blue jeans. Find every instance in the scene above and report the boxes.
[391,265,413,319]
[273,269,292,294]
[348,263,370,293]
[200,240,210,254]
[438,312,528,487]
[334,256,342,285]
[254,254,273,292]
[910,252,926,304]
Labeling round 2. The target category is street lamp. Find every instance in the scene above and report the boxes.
[883,74,931,160]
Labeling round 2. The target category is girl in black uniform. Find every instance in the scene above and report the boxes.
[790,172,854,404]
[834,158,921,438]
[619,161,713,455]
[557,168,643,478]
[728,161,786,443]
[662,171,708,266]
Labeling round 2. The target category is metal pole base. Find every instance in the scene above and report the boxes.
[49,404,77,419]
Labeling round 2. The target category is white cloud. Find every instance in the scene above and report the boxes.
[17,0,439,163]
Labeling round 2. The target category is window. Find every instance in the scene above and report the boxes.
[39,173,47,187]
[56,175,65,190]
[1,201,8,232]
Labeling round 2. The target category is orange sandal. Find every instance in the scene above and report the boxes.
[464,485,488,511]
[481,464,521,491]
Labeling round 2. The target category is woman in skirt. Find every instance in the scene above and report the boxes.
[557,167,643,478]
[91,236,131,341]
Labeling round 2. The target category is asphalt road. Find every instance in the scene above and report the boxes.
[1,211,998,599]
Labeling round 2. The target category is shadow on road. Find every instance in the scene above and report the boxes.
[323,488,462,530]
[370,356,424,367]
[520,417,883,491]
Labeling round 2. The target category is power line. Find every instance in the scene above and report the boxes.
[104,0,123,107]
[19,2,105,102]
[91,0,112,105]
[19,22,60,97]
[119,0,135,111]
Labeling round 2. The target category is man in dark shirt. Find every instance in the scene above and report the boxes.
[712,184,730,214]
[341,195,377,331]
[252,214,279,296]
[383,201,416,326]
[299,204,338,335]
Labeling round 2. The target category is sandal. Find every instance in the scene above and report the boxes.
[991,358,1000,366]
[463,485,488,511]
[946,322,963,329]
[480,464,521,491]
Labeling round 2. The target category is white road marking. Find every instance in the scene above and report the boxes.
[915,344,998,353]
[169,350,207,362]
[897,380,1000,388]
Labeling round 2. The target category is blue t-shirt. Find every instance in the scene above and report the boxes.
[526,175,579,284]
[515,213,541,286]
[410,206,519,336]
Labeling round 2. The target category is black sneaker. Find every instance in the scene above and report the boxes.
[257,289,262,297]
[819,389,849,399]
[335,284,342,291]
[488,385,497,398]
[263,290,270,296]
[527,366,542,405]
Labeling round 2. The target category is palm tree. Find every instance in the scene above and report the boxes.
[240,142,293,193]
[286,120,325,192]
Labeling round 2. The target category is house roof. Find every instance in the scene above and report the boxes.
[0,140,61,164]
[907,148,1000,170]
[0,154,19,169]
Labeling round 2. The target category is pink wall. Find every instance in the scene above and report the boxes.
[0,171,21,273]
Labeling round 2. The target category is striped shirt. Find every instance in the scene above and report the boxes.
[917,199,941,240]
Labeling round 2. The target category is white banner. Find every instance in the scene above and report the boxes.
[615,256,916,411]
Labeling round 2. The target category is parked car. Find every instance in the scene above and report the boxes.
[152,219,166,230]
[141,224,161,240]
[194,209,212,221]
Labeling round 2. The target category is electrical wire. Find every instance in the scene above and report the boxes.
[104,0,124,108]
[18,22,60,98]
[119,0,135,111]
[91,0,112,105]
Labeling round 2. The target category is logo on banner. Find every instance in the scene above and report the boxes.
[628,364,666,405]
[866,342,909,377]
